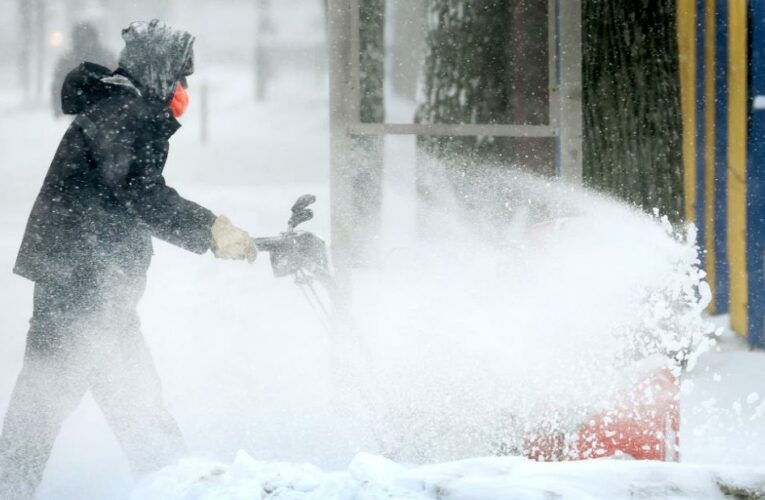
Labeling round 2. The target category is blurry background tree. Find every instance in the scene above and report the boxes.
[582,0,684,221]
[415,0,515,178]
[16,0,32,99]
[414,0,550,221]
[17,0,47,102]
[254,0,273,101]
[359,0,385,127]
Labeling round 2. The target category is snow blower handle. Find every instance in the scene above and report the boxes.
[288,194,316,232]
[252,232,331,280]
[250,194,332,284]
[250,194,336,333]
[252,236,285,253]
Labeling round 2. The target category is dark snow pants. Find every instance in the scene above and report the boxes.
[0,273,186,499]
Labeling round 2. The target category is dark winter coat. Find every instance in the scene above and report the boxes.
[14,62,216,284]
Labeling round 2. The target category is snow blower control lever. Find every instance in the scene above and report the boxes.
[252,194,335,331]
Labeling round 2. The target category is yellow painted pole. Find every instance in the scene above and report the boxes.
[728,0,748,335]
[677,0,697,224]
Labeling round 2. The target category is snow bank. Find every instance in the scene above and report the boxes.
[132,452,765,500]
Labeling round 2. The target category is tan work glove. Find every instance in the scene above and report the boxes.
[211,215,257,262]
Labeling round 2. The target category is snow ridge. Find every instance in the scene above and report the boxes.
[132,452,765,500]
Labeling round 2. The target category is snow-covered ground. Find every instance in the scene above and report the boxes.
[130,452,765,500]
[1,63,764,499]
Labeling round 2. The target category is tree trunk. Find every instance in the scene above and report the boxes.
[415,0,514,200]
[506,0,553,175]
[582,0,684,221]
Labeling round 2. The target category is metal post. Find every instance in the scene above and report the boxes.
[254,0,271,101]
[548,0,559,129]
[328,0,354,278]
[557,0,583,183]
[200,82,209,143]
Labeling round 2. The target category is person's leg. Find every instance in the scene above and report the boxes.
[89,278,186,477]
[0,284,90,499]
[90,325,187,476]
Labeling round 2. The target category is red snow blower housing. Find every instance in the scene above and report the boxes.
[522,219,681,462]
[523,358,680,462]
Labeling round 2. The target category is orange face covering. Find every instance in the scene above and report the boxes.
[169,83,189,118]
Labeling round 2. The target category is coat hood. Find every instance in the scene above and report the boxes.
[117,19,195,102]
[60,62,141,115]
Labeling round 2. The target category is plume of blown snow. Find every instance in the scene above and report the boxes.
[333,162,713,463]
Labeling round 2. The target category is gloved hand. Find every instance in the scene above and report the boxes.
[211,215,257,262]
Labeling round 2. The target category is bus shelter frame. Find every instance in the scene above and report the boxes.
[327,0,583,267]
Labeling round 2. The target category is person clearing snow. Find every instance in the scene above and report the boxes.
[0,20,257,499]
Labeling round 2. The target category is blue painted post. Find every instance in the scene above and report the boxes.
[696,0,707,268]
[715,0,730,313]
[746,0,765,348]
[554,0,562,177]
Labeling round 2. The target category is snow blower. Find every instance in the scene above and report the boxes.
[252,194,336,332]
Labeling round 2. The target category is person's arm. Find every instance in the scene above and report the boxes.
[123,150,218,254]
[89,117,216,253]
[78,106,256,260]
